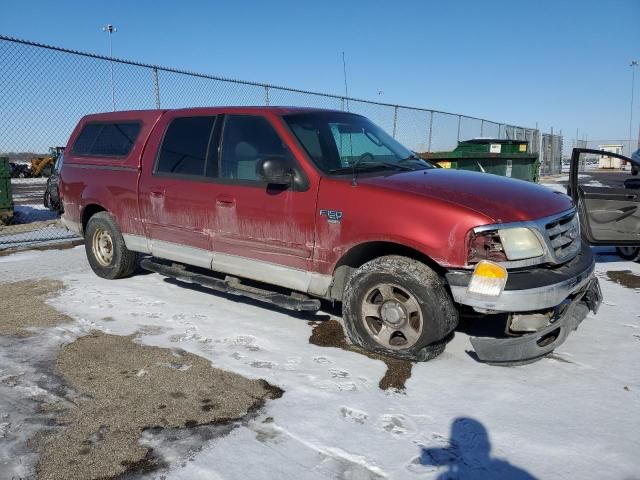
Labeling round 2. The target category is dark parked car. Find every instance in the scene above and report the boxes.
[632,149,639,176]
[568,148,640,261]
[44,152,64,213]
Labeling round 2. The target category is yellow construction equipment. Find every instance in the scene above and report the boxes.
[29,146,64,177]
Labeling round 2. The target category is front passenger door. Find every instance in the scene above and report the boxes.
[211,114,317,289]
[569,148,640,246]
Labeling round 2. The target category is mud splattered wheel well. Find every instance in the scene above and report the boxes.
[81,204,106,234]
[329,241,444,301]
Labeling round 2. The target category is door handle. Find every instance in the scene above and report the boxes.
[626,194,637,200]
[216,196,235,207]
[150,190,165,197]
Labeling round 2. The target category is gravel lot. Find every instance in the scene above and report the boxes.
[0,244,639,479]
[0,275,282,480]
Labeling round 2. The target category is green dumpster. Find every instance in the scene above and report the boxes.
[421,139,539,183]
[0,157,14,224]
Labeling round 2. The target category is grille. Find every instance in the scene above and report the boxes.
[544,212,580,263]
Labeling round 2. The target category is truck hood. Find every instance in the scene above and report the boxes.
[359,169,573,223]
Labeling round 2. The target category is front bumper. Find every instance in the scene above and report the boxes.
[446,245,595,312]
[469,278,602,365]
[445,245,601,365]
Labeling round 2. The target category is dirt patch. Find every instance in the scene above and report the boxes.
[0,279,71,336]
[607,270,640,289]
[34,332,283,480]
[309,320,413,390]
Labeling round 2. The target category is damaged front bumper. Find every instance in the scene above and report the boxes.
[446,245,602,365]
[469,278,601,365]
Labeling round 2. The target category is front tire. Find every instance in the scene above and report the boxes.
[84,212,138,279]
[342,256,458,361]
[616,246,640,262]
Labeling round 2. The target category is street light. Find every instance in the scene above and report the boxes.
[630,60,638,155]
[103,24,117,111]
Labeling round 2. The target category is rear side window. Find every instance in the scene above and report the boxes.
[156,116,216,176]
[72,122,141,157]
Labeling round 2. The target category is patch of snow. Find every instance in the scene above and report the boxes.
[14,204,57,217]
[0,247,638,479]
[10,177,48,185]
[0,246,86,282]
[0,322,88,478]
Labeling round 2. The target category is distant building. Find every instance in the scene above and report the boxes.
[597,144,624,169]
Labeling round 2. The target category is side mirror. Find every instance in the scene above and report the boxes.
[256,157,294,186]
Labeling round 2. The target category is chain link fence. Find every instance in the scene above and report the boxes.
[565,139,639,173]
[575,140,638,157]
[1,34,542,251]
[539,133,563,176]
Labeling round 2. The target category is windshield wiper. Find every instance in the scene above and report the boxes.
[329,162,413,175]
[398,154,437,168]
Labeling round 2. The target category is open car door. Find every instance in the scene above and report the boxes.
[568,148,640,247]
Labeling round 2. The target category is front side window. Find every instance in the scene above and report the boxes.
[72,122,141,157]
[156,116,216,176]
[284,112,433,174]
[220,115,290,181]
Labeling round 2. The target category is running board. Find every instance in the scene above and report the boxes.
[140,257,321,312]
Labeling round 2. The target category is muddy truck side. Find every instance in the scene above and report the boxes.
[59,107,601,365]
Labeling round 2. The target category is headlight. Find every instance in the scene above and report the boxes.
[497,227,544,260]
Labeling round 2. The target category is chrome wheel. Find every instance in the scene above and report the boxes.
[92,228,114,267]
[361,283,423,350]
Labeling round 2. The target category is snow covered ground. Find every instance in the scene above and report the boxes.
[1,246,639,479]
[10,177,49,185]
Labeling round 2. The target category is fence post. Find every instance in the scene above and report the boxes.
[341,97,345,111]
[392,105,398,138]
[457,115,461,142]
[152,67,160,109]
[480,119,484,137]
[550,127,554,177]
[428,111,434,152]
[264,86,270,106]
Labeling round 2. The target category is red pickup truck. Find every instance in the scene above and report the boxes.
[59,107,601,365]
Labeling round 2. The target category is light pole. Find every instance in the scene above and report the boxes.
[103,24,117,111]
[630,60,638,155]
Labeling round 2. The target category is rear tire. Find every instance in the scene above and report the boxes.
[616,246,640,262]
[84,212,138,279]
[342,256,458,362]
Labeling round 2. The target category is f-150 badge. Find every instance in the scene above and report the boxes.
[320,209,343,224]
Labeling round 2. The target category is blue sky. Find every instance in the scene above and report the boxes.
[1,0,639,144]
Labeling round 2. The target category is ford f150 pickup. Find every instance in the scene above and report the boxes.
[59,107,602,365]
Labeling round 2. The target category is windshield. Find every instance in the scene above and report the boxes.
[284,112,433,174]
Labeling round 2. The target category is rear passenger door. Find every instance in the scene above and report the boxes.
[210,114,317,284]
[138,113,221,268]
